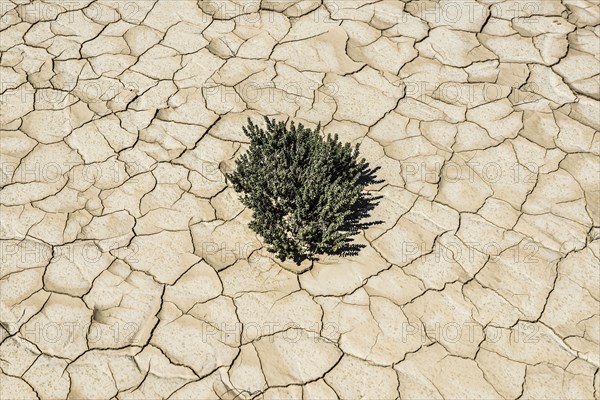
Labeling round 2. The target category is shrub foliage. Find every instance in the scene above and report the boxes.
[228,117,381,265]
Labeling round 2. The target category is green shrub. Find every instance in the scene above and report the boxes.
[228,117,381,265]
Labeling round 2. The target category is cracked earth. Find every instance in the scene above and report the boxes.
[1,0,599,399]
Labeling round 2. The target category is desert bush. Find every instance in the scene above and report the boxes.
[228,117,381,265]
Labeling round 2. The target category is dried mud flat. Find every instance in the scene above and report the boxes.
[1,0,599,399]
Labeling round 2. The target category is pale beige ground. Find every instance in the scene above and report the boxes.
[1,0,599,399]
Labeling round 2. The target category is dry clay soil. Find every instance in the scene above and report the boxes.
[1,0,599,399]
